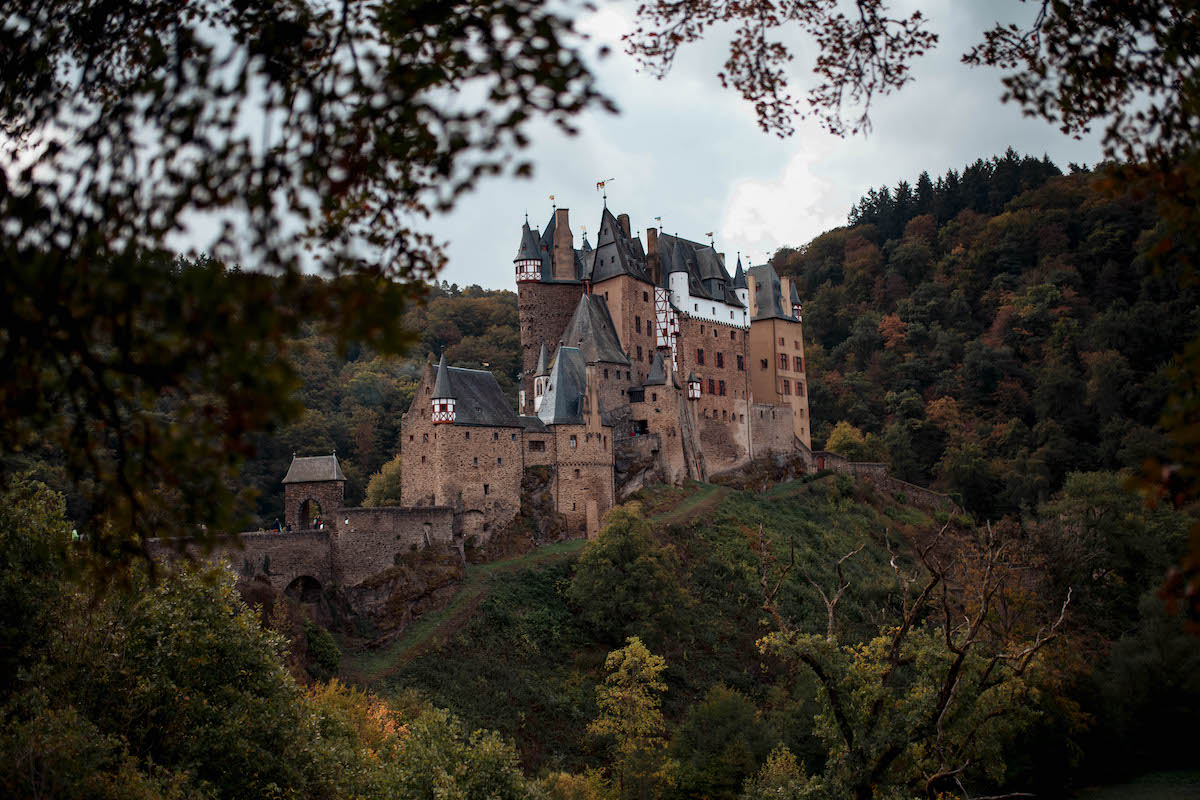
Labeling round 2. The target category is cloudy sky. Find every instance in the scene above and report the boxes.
[426,0,1106,291]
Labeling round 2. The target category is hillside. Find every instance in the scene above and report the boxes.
[340,472,1195,798]
[773,151,1198,517]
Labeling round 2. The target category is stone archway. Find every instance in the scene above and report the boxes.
[299,498,322,530]
[285,574,323,603]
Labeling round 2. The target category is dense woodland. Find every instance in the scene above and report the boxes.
[774,151,1198,517]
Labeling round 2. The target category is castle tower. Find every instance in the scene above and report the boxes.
[733,255,749,309]
[514,218,542,283]
[281,452,346,531]
[431,353,456,424]
[789,281,803,319]
[532,342,550,412]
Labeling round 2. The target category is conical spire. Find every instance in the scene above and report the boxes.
[732,255,747,289]
[789,281,801,305]
[534,342,550,376]
[513,219,541,262]
[432,352,454,399]
[643,352,668,386]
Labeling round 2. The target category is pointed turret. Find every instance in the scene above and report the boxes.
[431,352,456,424]
[686,371,701,400]
[789,281,802,318]
[643,352,668,387]
[514,220,543,282]
[732,256,747,289]
[532,342,551,412]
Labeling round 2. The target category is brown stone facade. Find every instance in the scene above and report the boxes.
[284,480,344,531]
[673,315,754,473]
[517,281,583,414]
[400,360,524,543]
[593,274,660,385]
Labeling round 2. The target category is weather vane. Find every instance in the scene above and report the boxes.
[549,194,556,210]
[595,178,615,206]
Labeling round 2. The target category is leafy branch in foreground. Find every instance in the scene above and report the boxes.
[758,524,1070,799]
[1,0,611,574]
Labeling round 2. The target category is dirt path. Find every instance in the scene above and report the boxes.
[342,538,586,685]
[652,484,730,527]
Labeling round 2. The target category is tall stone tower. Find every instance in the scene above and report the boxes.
[514,209,584,414]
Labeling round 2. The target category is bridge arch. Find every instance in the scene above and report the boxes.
[285,574,324,603]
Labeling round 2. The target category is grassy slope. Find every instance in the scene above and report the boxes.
[365,474,941,772]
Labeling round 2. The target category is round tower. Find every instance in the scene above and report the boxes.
[515,217,542,283]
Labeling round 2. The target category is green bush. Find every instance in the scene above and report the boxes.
[305,620,341,674]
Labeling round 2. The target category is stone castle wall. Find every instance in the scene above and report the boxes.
[750,402,796,457]
[336,506,455,586]
[674,315,754,473]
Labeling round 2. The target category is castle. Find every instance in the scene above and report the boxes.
[154,206,962,611]
[397,206,812,540]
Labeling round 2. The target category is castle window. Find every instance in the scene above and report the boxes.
[637,345,643,361]
[779,337,784,345]
[782,379,791,395]
[605,291,609,300]
[572,502,576,511]
[421,455,427,463]
[574,468,581,478]
[409,434,414,441]
[779,353,788,370]
[794,355,803,372]
[604,436,608,448]
[798,382,805,396]
[711,307,716,314]
[493,431,499,440]
[731,331,735,340]
[626,371,631,379]
[511,433,517,441]
[497,457,502,465]
[570,435,577,449]
[473,457,478,466]
[730,310,734,319]
[694,304,698,311]
[708,378,715,394]
[528,440,545,452]
[716,352,724,368]
[635,316,641,333]
[423,433,429,442]
[651,392,657,402]
[696,348,704,365]
[714,328,718,337]
[718,380,726,396]
[737,355,744,371]
[643,291,649,301]
[484,484,489,495]
[760,359,768,370]
[465,431,470,439]
[604,368,609,379]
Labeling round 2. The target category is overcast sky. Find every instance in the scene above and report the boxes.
[426,0,1106,291]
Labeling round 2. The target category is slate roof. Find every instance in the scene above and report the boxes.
[432,352,453,398]
[732,256,748,289]
[537,346,588,425]
[513,220,541,262]
[747,263,795,322]
[518,415,550,433]
[587,207,654,285]
[534,342,550,377]
[560,293,631,365]
[282,454,346,484]
[430,360,522,428]
[789,281,801,307]
[657,233,745,309]
[643,352,668,386]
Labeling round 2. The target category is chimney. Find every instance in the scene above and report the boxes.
[647,228,660,284]
[618,213,631,239]
[746,274,759,317]
[553,208,574,281]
